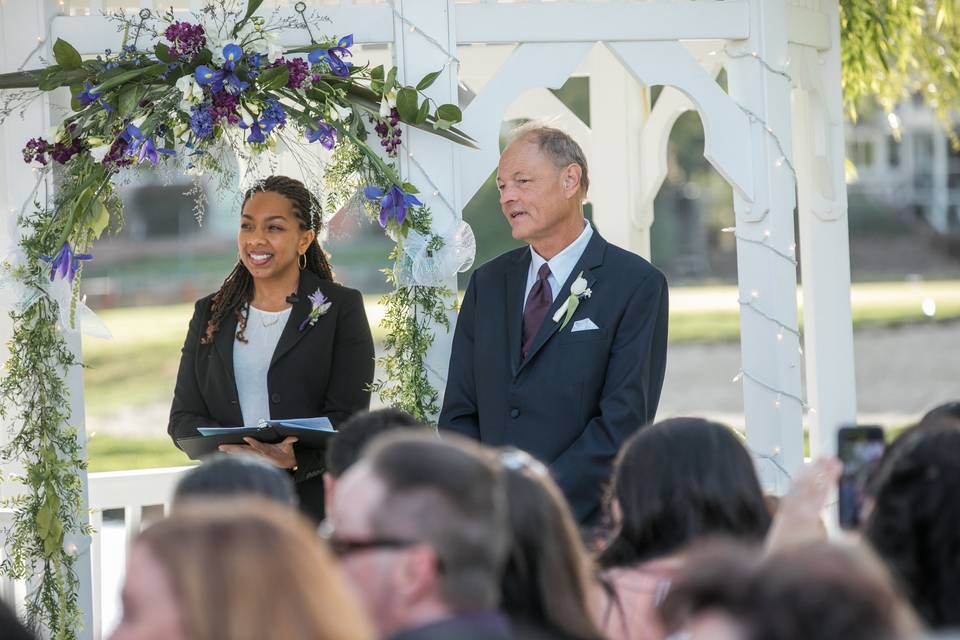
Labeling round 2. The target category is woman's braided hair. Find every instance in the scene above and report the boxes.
[201,176,334,345]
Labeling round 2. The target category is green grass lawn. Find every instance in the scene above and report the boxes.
[82,280,960,470]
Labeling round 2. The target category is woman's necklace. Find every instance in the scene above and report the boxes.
[259,313,282,328]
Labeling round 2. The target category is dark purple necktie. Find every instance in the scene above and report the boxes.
[522,263,553,359]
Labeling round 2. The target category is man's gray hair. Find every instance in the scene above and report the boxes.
[509,123,589,197]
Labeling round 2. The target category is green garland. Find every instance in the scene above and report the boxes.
[0,212,89,637]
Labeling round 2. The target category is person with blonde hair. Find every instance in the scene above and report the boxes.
[110,499,374,640]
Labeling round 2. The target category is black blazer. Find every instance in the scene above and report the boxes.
[439,231,669,524]
[168,270,375,521]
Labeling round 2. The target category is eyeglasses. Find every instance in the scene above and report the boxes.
[318,519,420,558]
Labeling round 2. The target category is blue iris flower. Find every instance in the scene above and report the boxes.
[305,120,337,150]
[194,65,224,89]
[363,184,422,228]
[307,34,354,78]
[239,118,270,144]
[77,81,113,112]
[121,124,174,165]
[40,242,93,282]
[222,43,243,71]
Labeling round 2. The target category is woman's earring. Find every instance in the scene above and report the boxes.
[298,253,307,270]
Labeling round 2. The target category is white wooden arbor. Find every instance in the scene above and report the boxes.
[1,1,856,636]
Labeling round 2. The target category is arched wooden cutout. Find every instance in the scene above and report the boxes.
[458,42,595,202]
[608,40,756,205]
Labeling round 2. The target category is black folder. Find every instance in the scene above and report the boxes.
[176,417,335,461]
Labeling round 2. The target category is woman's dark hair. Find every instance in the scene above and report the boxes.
[173,452,298,508]
[660,541,919,640]
[598,417,771,568]
[0,598,36,640]
[498,448,605,640]
[864,418,960,629]
[201,175,334,345]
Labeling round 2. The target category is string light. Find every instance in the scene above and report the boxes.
[722,226,798,265]
[732,368,809,412]
[406,151,456,215]
[738,297,801,339]
[388,0,461,66]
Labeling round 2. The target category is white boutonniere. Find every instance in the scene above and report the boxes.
[552,271,592,330]
[298,288,332,331]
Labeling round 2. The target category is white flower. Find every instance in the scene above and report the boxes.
[88,143,111,163]
[329,103,352,122]
[268,41,285,63]
[570,275,588,296]
[175,75,204,113]
[379,96,391,118]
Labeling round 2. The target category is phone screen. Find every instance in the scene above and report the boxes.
[837,426,885,529]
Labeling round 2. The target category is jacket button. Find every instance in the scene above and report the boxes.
[510,408,520,419]
[271,393,280,404]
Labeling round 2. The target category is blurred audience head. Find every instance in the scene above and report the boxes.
[326,432,510,639]
[172,452,297,508]
[498,448,604,640]
[599,417,770,568]
[920,401,960,427]
[660,541,920,640]
[323,408,425,505]
[865,417,960,629]
[0,598,36,640]
[111,499,373,640]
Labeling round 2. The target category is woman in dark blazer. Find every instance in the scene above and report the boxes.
[169,175,375,521]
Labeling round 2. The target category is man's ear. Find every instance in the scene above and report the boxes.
[395,545,440,603]
[323,472,336,508]
[562,164,583,199]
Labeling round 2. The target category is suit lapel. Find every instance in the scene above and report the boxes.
[270,270,319,368]
[505,250,530,377]
[517,231,607,374]
[214,306,239,389]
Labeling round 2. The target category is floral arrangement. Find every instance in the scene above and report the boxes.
[0,1,472,636]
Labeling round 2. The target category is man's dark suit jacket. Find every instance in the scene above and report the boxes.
[168,269,375,521]
[439,230,669,524]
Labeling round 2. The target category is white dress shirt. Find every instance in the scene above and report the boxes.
[234,305,291,427]
[524,220,593,303]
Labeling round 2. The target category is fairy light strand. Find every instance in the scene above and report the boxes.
[388,0,461,66]
[406,151,456,215]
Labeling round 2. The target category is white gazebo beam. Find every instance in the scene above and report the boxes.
[791,9,857,459]
[51,6,396,54]
[725,0,805,493]
[457,1,750,44]
[392,0,464,417]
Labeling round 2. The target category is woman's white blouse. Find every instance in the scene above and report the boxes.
[234,305,292,427]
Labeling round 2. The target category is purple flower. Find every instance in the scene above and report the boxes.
[23,138,50,165]
[189,105,215,139]
[298,288,332,331]
[283,57,309,89]
[40,242,93,282]
[211,91,240,124]
[308,34,354,78]
[102,136,132,169]
[363,184,422,228]
[164,21,206,59]
[50,138,85,164]
[305,120,337,150]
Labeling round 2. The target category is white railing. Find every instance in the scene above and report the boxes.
[1,466,191,640]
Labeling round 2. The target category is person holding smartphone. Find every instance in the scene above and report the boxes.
[168,175,375,521]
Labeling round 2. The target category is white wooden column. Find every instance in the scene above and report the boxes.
[793,2,857,459]
[0,1,95,636]
[587,45,652,259]
[391,0,463,417]
[726,0,804,493]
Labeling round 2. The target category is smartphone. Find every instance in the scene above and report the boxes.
[837,425,886,529]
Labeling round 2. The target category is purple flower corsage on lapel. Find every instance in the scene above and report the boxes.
[298,288,332,331]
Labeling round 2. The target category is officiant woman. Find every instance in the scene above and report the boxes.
[169,175,375,521]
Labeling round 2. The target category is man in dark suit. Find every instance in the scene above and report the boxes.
[440,125,669,525]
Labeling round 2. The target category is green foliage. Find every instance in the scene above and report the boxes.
[1,217,88,638]
[841,0,960,141]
